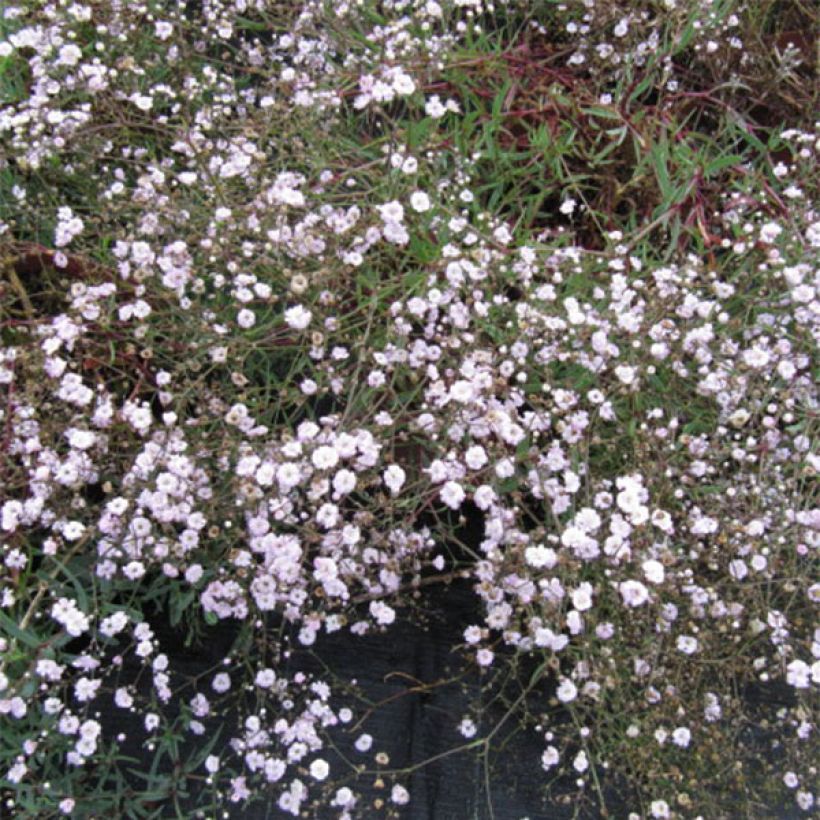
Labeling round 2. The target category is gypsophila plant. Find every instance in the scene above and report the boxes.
[1,0,818,816]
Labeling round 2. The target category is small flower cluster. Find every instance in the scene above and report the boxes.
[0,0,817,816]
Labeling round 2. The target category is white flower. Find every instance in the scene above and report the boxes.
[458,718,477,738]
[115,688,134,708]
[786,659,811,689]
[464,445,487,470]
[332,469,357,496]
[392,73,416,96]
[559,198,577,215]
[67,429,96,450]
[783,771,799,789]
[440,481,465,510]
[316,503,339,529]
[382,220,409,245]
[312,445,339,470]
[297,421,319,441]
[391,784,410,805]
[369,600,396,626]
[476,648,494,666]
[132,94,154,112]
[372,80,394,103]
[425,95,447,118]
[354,734,373,752]
[541,746,560,770]
[449,380,474,403]
[619,580,650,607]
[524,545,557,569]
[74,676,101,702]
[62,521,86,541]
[309,759,329,781]
[237,309,256,329]
[676,635,698,655]
[332,787,355,807]
[614,365,638,385]
[672,727,691,747]
[743,346,770,369]
[561,526,592,551]
[573,751,588,772]
[473,485,496,510]
[574,507,601,532]
[52,598,90,637]
[255,668,276,688]
[464,625,482,644]
[383,464,406,496]
[410,191,431,212]
[212,673,231,693]
[155,21,173,39]
[284,305,312,330]
[377,200,405,223]
[534,628,569,652]
[642,559,665,584]
[186,565,204,584]
[100,611,128,637]
[55,208,85,247]
[495,458,515,479]
[759,221,782,243]
[571,584,593,611]
[556,678,578,703]
[123,560,145,580]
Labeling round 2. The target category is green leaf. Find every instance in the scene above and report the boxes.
[184,726,223,772]
[492,79,514,120]
[234,16,268,30]
[0,610,42,648]
[628,73,655,105]
[673,18,697,55]
[169,590,196,628]
[704,154,743,177]
[650,140,673,202]
[582,106,622,122]
[409,235,438,265]
[407,117,434,150]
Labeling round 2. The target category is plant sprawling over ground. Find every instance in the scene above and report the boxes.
[0,0,818,817]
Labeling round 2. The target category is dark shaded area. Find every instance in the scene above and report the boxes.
[93,500,803,819]
[114,576,612,819]
[264,578,598,820]
[99,572,807,820]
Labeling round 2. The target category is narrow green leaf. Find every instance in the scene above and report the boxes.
[704,154,743,177]
[650,141,673,202]
[0,610,42,648]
